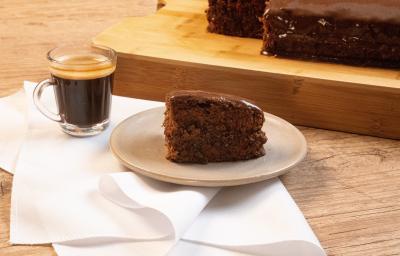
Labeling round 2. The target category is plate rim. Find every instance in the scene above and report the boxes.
[110,106,307,187]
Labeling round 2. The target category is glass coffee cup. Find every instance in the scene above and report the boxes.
[34,45,117,137]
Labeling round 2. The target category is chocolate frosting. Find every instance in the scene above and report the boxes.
[268,0,400,22]
[167,90,262,112]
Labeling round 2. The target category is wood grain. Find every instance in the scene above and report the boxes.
[93,0,400,139]
[0,1,400,256]
[0,0,156,97]
[0,0,156,255]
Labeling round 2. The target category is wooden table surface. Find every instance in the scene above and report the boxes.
[0,1,399,256]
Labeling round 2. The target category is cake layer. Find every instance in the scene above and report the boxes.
[166,90,264,132]
[165,129,267,163]
[206,0,266,38]
[263,10,400,67]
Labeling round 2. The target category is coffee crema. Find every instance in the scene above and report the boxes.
[50,54,115,127]
[49,53,116,80]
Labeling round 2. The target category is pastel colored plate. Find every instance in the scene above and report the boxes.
[110,107,307,187]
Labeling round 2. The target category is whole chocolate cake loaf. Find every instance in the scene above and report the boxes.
[163,90,267,164]
[206,0,400,67]
[206,0,267,38]
[262,0,400,67]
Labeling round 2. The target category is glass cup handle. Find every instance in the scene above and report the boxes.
[33,79,62,122]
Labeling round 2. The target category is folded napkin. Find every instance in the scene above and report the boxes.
[1,81,326,256]
[0,90,27,173]
[54,177,324,256]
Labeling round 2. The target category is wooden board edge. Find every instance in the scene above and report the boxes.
[112,53,400,139]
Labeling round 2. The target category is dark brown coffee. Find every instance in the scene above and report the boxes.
[52,74,113,126]
[49,54,115,127]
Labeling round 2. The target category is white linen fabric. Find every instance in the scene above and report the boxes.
[0,89,27,173]
[0,81,325,256]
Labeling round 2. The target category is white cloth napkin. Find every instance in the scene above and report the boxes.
[53,178,324,256]
[1,81,326,256]
[0,90,27,173]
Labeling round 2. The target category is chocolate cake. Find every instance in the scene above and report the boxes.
[163,90,267,164]
[206,0,267,38]
[206,0,400,67]
[262,0,400,67]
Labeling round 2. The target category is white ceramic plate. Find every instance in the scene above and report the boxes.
[110,107,307,187]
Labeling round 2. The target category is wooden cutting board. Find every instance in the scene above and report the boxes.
[93,0,400,139]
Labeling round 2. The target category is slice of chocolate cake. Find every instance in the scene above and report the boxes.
[163,90,267,164]
[206,0,267,38]
[262,0,400,67]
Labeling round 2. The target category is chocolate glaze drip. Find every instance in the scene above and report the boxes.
[268,0,400,23]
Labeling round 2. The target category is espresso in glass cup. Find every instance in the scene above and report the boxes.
[34,45,117,137]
